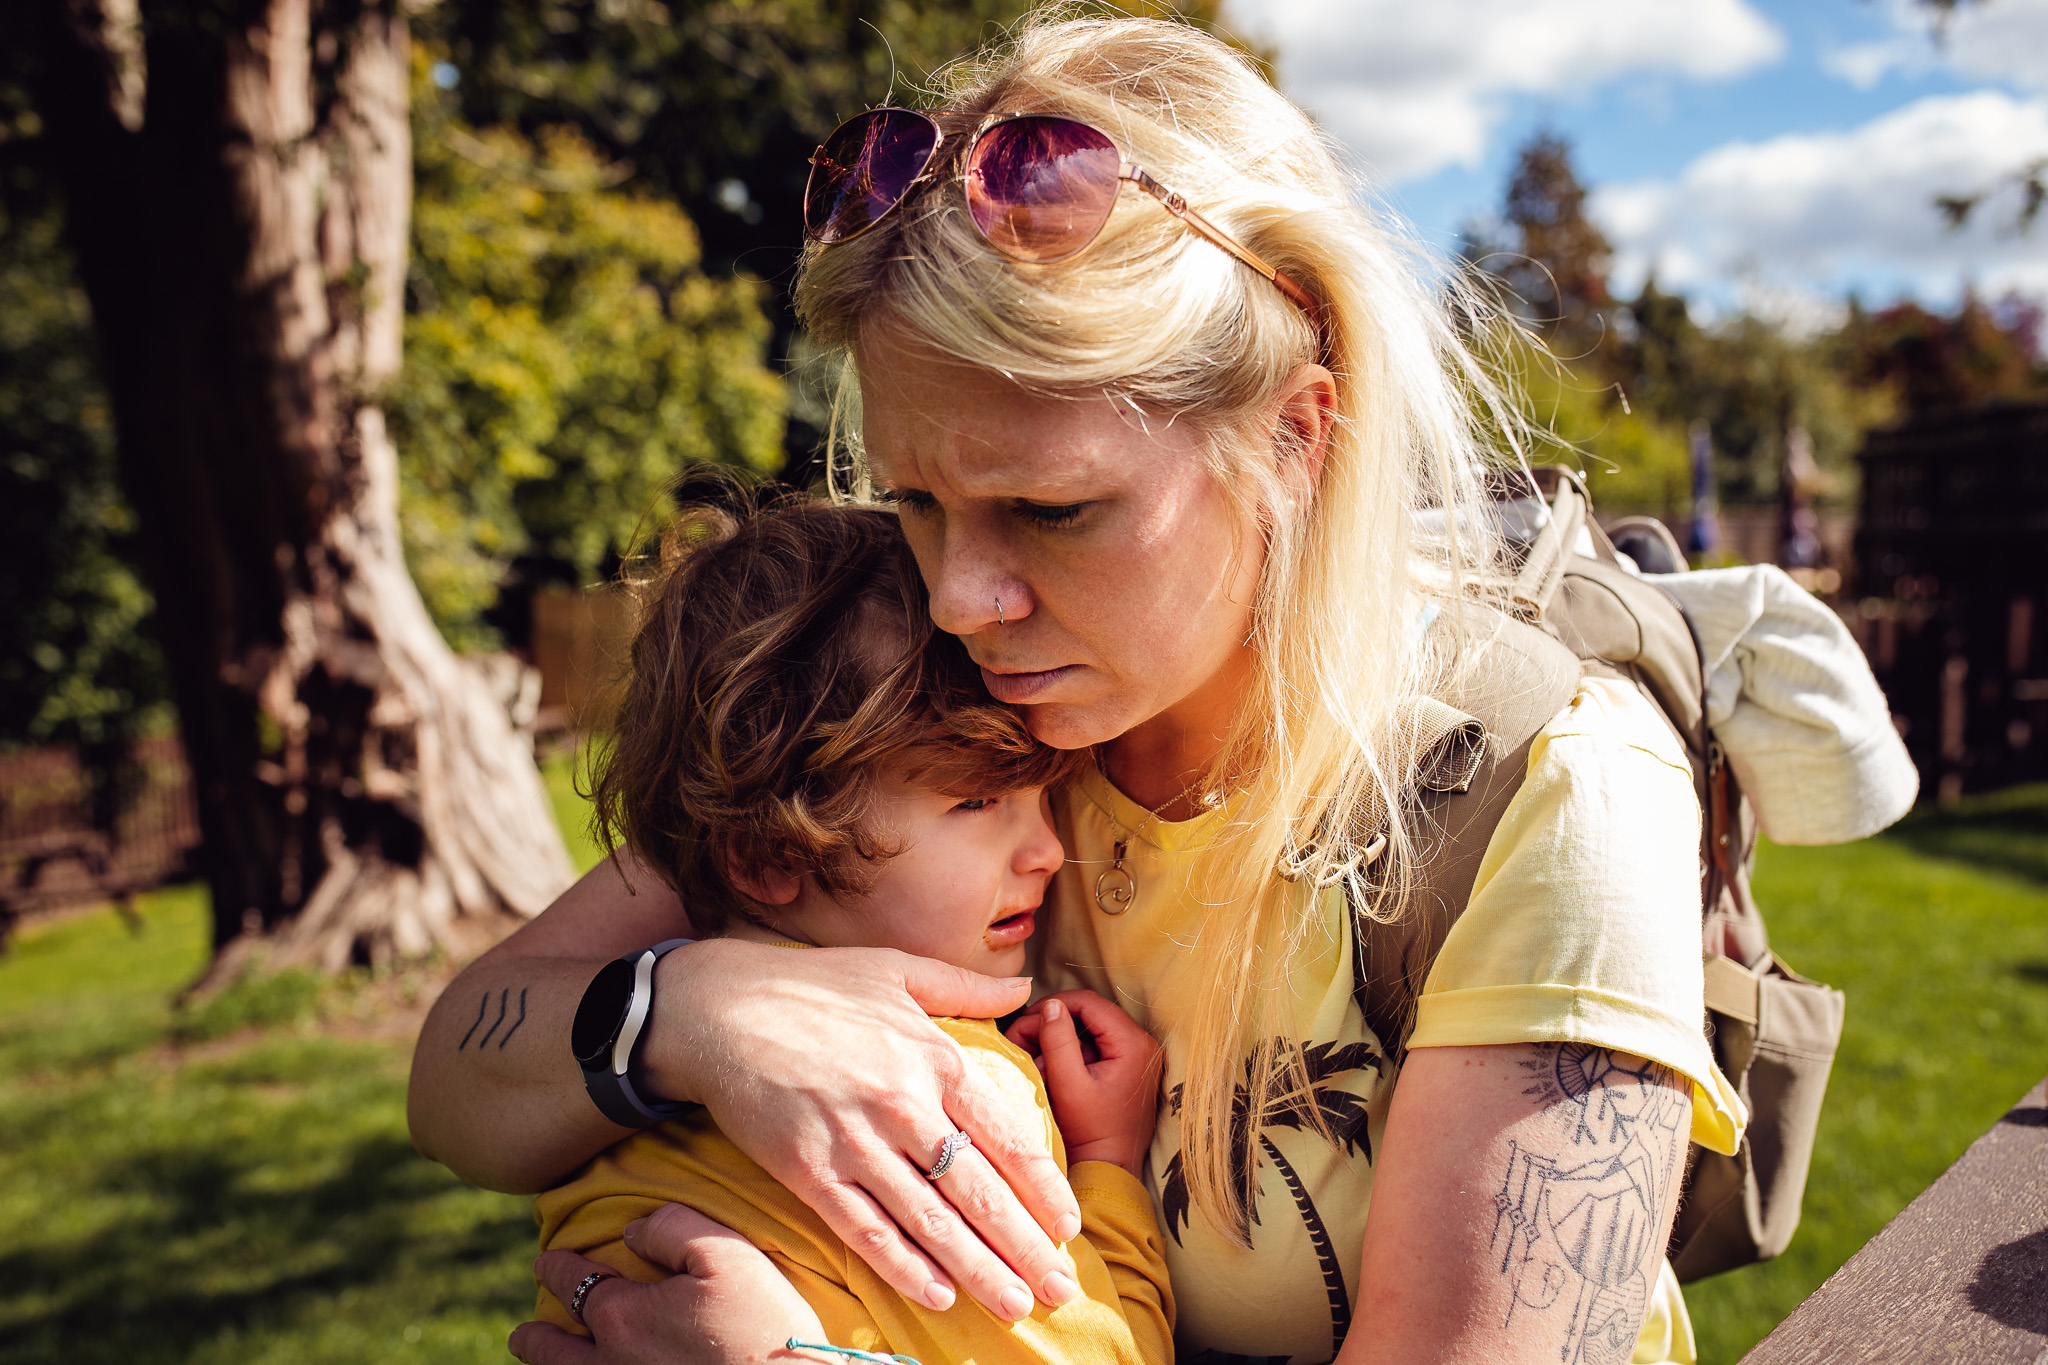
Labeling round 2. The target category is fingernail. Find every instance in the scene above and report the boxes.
[997,1285,1034,1321]
[1044,999,1063,1022]
[924,1281,956,1312]
[1041,1271,1080,1306]
[623,1218,645,1242]
[1005,976,1032,989]
[1052,1212,1082,1242]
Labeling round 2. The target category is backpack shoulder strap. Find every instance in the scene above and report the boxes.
[1353,602,1581,1064]
[1555,552,1709,770]
[1353,469,1717,1064]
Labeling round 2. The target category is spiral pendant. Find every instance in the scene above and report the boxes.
[1095,840,1135,915]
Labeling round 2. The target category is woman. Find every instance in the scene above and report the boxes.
[407,15,1743,1364]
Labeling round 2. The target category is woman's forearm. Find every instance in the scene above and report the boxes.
[409,951,629,1190]
[407,854,695,1191]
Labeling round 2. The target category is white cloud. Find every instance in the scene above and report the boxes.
[1594,90,2048,305]
[1823,0,2048,92]
[1820,37,1923,92]
[1228,0,1784,183]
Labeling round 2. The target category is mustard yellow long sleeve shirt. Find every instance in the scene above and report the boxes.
[535,1017,1174,1365]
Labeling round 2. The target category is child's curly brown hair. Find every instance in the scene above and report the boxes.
[591,477,1085,933]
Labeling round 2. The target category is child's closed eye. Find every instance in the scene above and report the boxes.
[951,796,997,813]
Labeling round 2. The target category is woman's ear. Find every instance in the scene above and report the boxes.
[1273,363,1336,511]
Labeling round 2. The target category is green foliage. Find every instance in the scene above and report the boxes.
[425,0,1241,289]
[1622,288,1893,511]
[421,0,1245,479]
[0,198,168,751]
[1476,131,1616,351]
[419,0,1045,489]
[1685,786,2048,1361]
[1473,133,1896,518]
[1842,292,2046,415]
[391,65,787,648]
[1503,350,1694,520]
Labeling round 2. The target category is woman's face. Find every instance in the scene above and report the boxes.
[859,328,1267,756]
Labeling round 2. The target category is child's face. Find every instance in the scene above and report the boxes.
[785,766,1064,977]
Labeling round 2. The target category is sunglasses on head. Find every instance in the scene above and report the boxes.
[804,108,1315,316]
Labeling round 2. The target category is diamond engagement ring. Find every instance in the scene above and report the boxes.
[926,1130,973,1180]
[568,1269,617,1326]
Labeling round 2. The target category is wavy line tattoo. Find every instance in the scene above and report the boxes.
[476,989,511,1049]
[1491,1044,1688,1365]
[456,991,489,1050]
[498,987,528,1048]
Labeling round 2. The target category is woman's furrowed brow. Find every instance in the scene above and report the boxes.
[883,471,1109,504]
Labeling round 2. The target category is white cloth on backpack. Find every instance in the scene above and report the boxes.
[1650,564,1918,845]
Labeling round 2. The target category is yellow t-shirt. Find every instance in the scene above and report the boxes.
[1032,675,1746,1365]
[534,1017,1174,1365]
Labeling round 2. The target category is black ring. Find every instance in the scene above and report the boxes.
[568,1269,618,1326]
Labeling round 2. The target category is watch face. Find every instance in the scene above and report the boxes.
[571,957,639,1067]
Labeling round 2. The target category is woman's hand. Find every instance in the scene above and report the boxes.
[638,938,1085,1320]
[1005,990,1163,1177]
[513,1205,824,1365]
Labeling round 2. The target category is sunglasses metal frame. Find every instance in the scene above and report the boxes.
[806,109,1316,317]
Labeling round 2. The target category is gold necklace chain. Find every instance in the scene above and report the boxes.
[1091,751,1215,916]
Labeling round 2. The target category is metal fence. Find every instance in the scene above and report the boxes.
[1852,399,2048,800]
[0,585,608,938]
[0,734,202,931]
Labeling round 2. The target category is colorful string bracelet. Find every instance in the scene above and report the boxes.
[785,1338,922,1365]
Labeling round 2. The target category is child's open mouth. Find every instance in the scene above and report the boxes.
[984,909,1037,948]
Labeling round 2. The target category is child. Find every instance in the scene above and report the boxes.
[534,489,1173,1365]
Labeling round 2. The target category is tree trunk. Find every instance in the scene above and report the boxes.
[29,0,575,979]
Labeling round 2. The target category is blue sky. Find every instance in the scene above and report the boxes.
[1228,0,2048,321]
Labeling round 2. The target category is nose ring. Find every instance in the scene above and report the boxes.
[995,594,1005,627]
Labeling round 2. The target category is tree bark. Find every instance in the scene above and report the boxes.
[29,0,575,979]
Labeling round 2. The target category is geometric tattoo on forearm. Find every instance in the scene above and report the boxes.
[1490,1044,1688,1365]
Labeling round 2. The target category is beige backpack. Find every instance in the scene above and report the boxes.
[1354,467,1847,1281]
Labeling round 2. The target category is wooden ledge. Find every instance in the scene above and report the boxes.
[1740,1075,2048,1364]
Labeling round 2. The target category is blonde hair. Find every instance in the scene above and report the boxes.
[794,10,1520,1240]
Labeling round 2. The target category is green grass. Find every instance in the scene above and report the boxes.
[1684,786,2048,1363]
[542,748,605,876]
[0,887,535,1365]
[3,772,2046,1362]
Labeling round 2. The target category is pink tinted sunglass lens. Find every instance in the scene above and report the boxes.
[805,111,941,244]
[965,117,1122,262]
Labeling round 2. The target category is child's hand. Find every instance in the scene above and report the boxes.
[1005,990,1162,1179]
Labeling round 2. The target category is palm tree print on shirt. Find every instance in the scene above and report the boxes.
[1160,1039,1384,1361]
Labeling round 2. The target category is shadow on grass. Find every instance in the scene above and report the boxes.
[1880,784,2048,892]
[0,1129,531,1365]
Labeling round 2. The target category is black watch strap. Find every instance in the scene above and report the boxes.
[573,938,696,1127]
